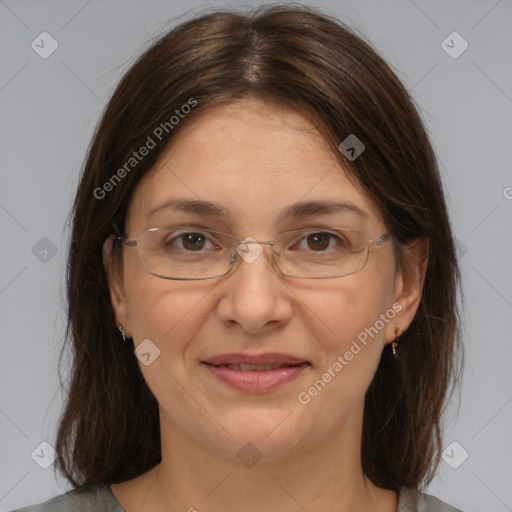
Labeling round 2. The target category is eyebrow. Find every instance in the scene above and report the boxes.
[147,198,369,222]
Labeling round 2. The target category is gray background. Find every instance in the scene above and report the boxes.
[1,0,511,511]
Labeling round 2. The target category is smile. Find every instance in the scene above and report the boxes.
[215,363,298,371]
[201,362,311,392]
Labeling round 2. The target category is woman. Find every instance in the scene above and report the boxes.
[12,4,465,512]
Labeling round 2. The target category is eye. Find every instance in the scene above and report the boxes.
[292,231,348,252]
[166,231,219,252]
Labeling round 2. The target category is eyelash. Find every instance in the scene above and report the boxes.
[164,230,348,252]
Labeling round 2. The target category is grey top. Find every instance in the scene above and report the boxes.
[10,485,464,511]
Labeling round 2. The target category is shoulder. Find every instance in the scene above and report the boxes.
[9,485,124,512]
[398,487,465,512]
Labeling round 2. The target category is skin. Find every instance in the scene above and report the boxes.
[105,98,428,512]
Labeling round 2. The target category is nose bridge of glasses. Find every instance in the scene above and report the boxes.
[232,237,276,262]
[237,238,275,247]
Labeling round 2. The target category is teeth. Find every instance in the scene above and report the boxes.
[239,364,257,371]
[223,363,291,371]
[256,364,273,371]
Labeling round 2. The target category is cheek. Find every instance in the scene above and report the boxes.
[303,274,394,347]
[297,275,396,408]
[124,279,213,401]
[121,251,201,344]
[126,277,210,346]
[295,283,394,415]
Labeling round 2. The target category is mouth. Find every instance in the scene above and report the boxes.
[201,352,310,367]
[200,353,311,392]
[203,362,309,371]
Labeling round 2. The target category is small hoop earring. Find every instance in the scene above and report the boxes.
[392,327,401,358]
[118,325,129,343]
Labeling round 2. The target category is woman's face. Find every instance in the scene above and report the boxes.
[107,98,422,463]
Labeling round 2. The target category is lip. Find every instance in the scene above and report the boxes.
[200,353,311,393]
[202,352,309,366]
[202,362,311,392]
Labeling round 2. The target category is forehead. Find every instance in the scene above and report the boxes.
[126,98,385,233]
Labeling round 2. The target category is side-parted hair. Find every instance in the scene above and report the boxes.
[56,3,463,493]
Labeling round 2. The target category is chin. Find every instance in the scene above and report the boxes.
[203,411,307,458]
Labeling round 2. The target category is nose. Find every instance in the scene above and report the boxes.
[216,240,293,334]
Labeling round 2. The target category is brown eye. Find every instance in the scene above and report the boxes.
[289,231,350,254]
[180,232,207,251]
[163,232,211,252]
[306,233,331,251]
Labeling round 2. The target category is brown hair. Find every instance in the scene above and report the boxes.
[55,3,463,493]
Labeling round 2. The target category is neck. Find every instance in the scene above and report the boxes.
[123,403,398,512]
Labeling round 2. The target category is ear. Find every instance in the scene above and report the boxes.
[385,237,429,343]
[103,234,131,336]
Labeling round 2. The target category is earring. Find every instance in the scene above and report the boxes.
[118,325,129,343]
[392,327,400,358]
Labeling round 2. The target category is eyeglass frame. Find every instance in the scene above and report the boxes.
[114,224,391,281]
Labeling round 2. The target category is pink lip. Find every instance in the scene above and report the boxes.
[201,362,311,392]
[201,352,311,392]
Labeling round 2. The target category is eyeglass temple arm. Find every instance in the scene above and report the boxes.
[370,233,390,246]
[110,221,136,247]
[111,220,123,236]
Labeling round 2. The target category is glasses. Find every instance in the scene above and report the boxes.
[117,226,390,280]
